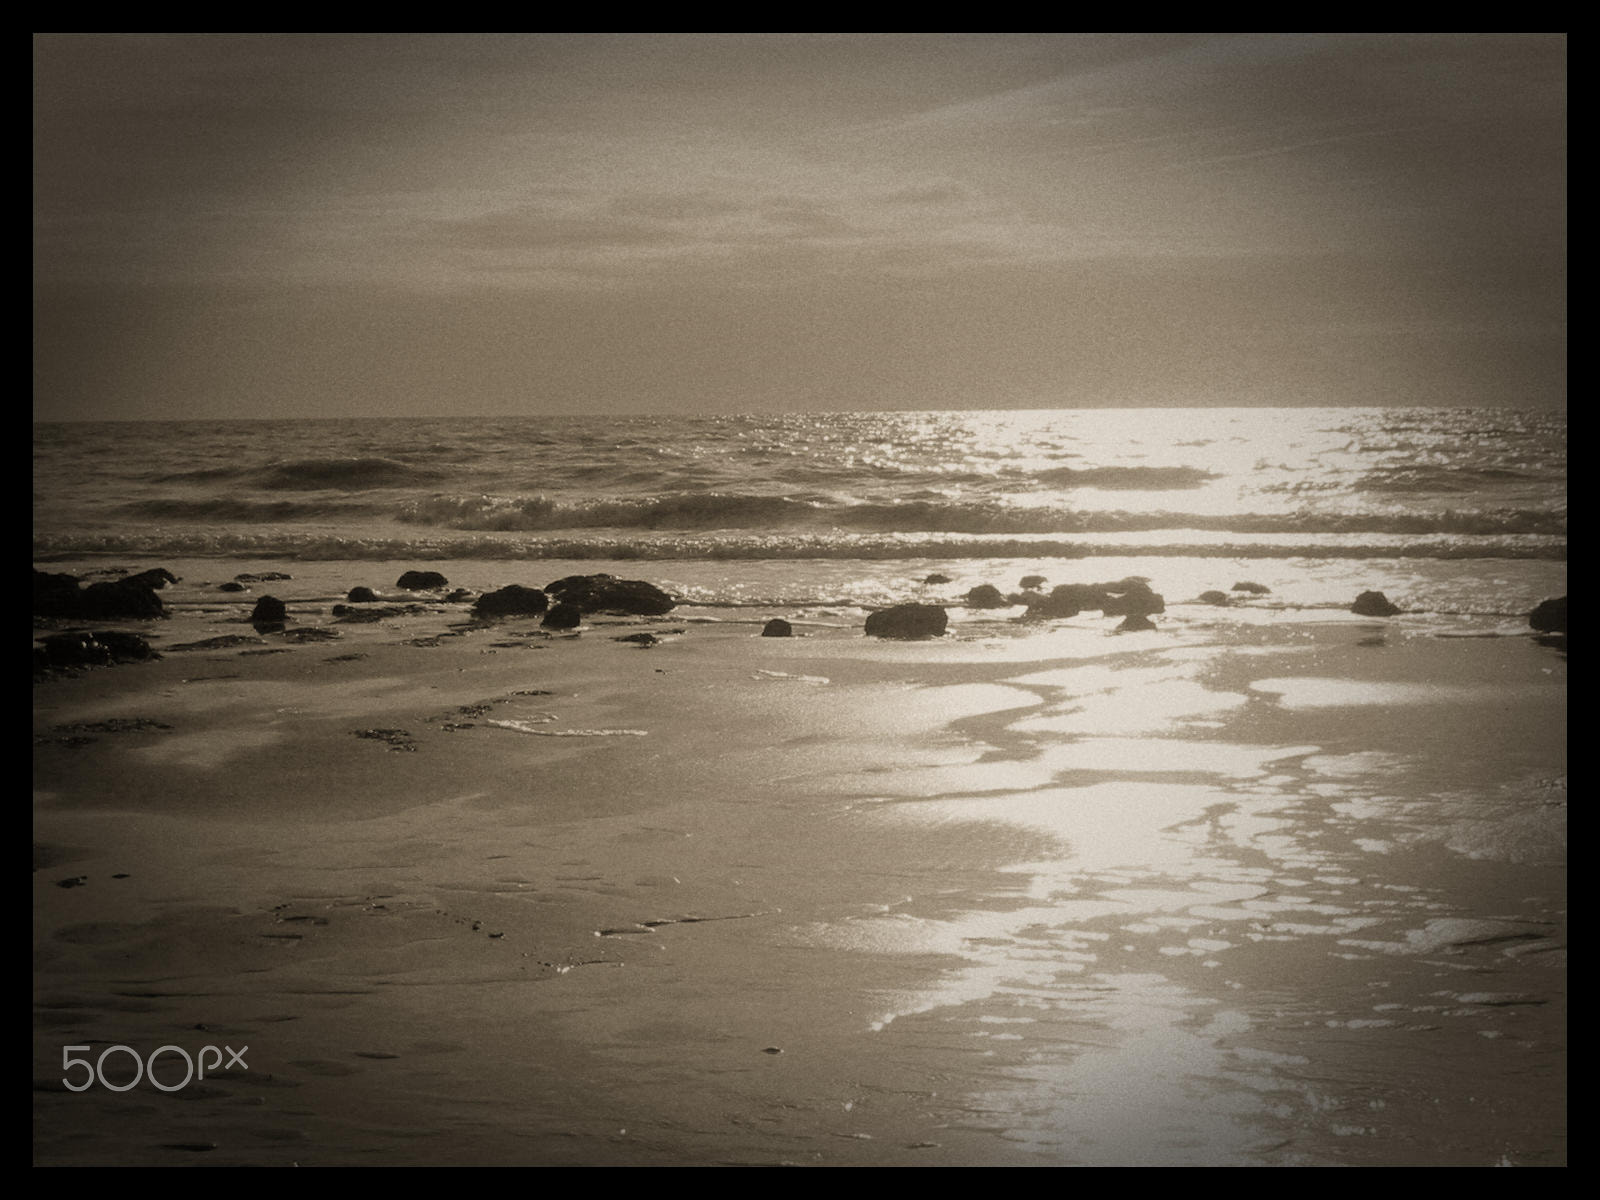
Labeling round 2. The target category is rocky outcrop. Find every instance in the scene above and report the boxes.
[34,570,167,620]
[1023,579,1165,620]
[346,586,378,603]
[761,618,794,637]
[1528,596,1567,633]
[541,601,582,629]
[1019,575,1047,591]
[1351,591,1402,617]
[964,584,1011,609]
[34,630,158,675]
[250,596,288,623]
[1099,580,1165,617]
[122,568,178,590]
[544,574,675,615]
[473,585,548,617]
[864,603,948,639]
[396,570,449,590]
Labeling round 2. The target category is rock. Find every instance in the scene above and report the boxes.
[1351,591,1402,617]
[923,573,952,585]
[1022,584,1093,619]
[614,632,660,646]
[33,571,84,616]
[1116,614,1158,632]
[544,574,675,615]
[1019,575,1047,590]
[36,571,168,620]
[122,568,178,590]
[761,618,794,638]
[218,582,247,593]
[79,579,166,619]
[1232,580,1271,594]
[963,584,1011,609]
[396,570,449,590]
[541,601,583,629]
[1528,596,1566,633]
[236,572,291,583]
[346,586,377,603]
[444,588,475,603]
[1098,580,1165,617]
[1197,590,1231,606]
[35,630,159,672]
[864,603,948,639]
[1023,579,1165,620]
[250,595,288,623]
[473,584,549,617]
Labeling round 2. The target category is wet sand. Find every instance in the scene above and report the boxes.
[34,581,1566,1165]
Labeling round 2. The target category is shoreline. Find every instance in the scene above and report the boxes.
[35,564,1566,1165]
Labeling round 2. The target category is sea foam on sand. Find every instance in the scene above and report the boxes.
[33,569,1565,1166]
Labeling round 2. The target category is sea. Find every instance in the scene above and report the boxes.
[33,407,1565,629]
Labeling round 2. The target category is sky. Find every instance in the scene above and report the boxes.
[33,33,1566,420]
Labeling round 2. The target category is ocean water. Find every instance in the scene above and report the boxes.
[33,407,1565,625]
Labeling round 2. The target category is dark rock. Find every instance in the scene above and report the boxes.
[36,630,159,671]
[79,579,166,619]
[1232,581,1271,595]
[1022,584,1091,619]
[1351,591,1402,617]
[396,570,449,590]
[541,601,583,629]
[1116,614,1158,632]
[865,603,948,639]
[1098,580,1165,617]
[473,585,549,617]
[1023,579,1165,620]
[33,571,84,616]
[236,572,291,583]
[1019,575,1047,590]
[923,573,952,585]
[1197,590,1231,606]
[1528,596,1567,633]
[544,574,675,615]
[444,588,475,603]
[964,584,1011,609]
[761,618,794,638]
[218,582,248,593]
[346,586,378,603]
[37,571,167,620]
[614,632,660,647]
[250,596,288,623]
[122,568,178,590]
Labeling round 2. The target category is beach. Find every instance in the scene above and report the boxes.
[33,557,1566,1166]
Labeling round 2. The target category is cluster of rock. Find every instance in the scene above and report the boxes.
[34,568,173,620]
[34,629,158,675]
[469,573,677,627]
